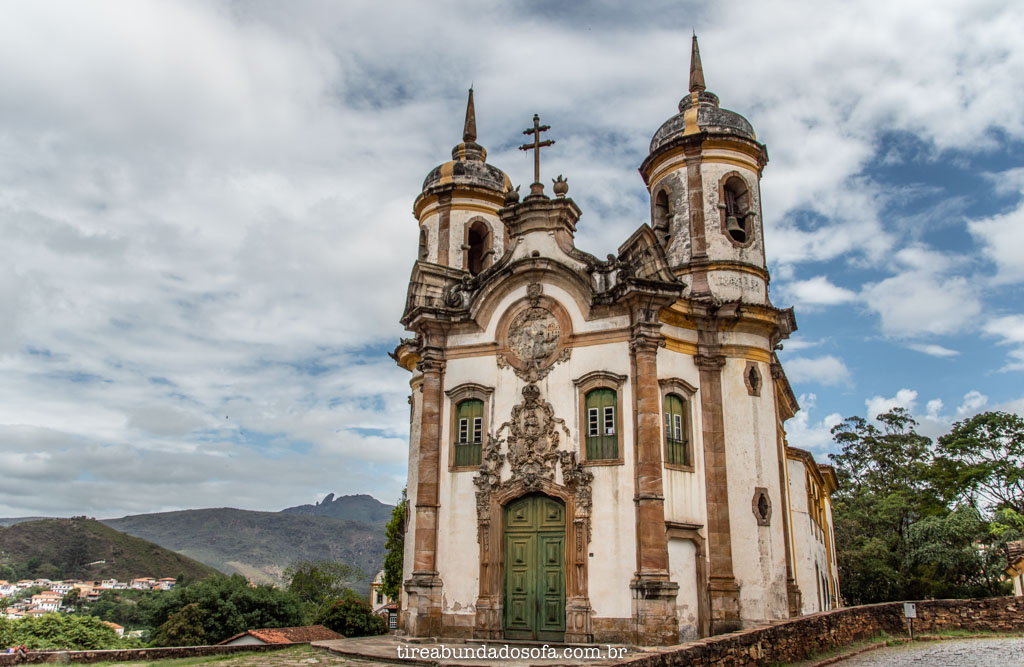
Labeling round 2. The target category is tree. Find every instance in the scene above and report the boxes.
[933,411,1024,514]
[284,560,365,621]
[382,488,406,601]
[148,575,304,646]
[829,409,945,604]
[0,613,126,650]
[905,505,1008,598]
[152,603,207,647]
[317,597,386,638]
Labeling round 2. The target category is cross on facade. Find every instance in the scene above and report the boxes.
[519,114,554,196]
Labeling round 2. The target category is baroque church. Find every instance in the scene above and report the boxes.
[391,37,840,645]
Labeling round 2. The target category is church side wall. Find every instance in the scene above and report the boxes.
[787,458,833,614]
[721,355,789,625]
[401,380,423,619]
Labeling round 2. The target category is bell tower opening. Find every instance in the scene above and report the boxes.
[466,220,492,275]
[653,189,671,245]
[722,176,752,245]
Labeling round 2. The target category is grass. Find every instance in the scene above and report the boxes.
[91,645,308,667]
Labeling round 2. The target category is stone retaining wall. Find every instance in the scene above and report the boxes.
[621,596,1023,666]
[0,642,294,665]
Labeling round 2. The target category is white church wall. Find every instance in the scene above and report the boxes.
[720,356,789,624]
[587,462,638,619]
[667,537,700,641]
[435,467,480,616]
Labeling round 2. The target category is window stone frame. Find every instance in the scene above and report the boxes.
[744,361,762,397]
[445,382,493,472]
[658,377,697,472]
[752,486,772,526]
[574,370,627,466]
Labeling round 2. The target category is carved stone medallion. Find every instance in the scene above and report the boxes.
[498,282,571,382]
[507,306,560,366]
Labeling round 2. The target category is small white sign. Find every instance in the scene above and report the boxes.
[904,602,917,618]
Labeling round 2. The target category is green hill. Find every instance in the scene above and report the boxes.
[281,493,394,523]
[103,508,386,591]
[0,518,218,582]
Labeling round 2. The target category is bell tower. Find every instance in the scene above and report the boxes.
[413,89,511,276]
[639,35,771,305]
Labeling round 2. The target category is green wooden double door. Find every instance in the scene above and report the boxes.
[503,494,566,641]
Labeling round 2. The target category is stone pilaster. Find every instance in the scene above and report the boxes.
[695,352,742,633]
[629,317,679,645]
[405,349,445,637]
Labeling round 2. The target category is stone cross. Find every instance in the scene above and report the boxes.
[519,114,554,196]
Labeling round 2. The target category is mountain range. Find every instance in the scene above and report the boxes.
[0,494,393,591]
[0,517,219,582]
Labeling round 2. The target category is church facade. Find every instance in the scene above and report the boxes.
[391,38,839,645]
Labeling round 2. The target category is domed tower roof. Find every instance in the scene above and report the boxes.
[421,89,511,195]
[648,35,757,154]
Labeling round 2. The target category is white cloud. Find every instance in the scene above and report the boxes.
[861,246,982,336]
[783,275,858,308]
[784,393,844,454]
[956,390,989,417]
[784,355,851,387]
[779,337,821,352]
[984,315,1024,345]
[969,168,1024,285]
[863,389,991,439]
[907,343,959,358]
[983,315,1024,371]
[865,388,919,421]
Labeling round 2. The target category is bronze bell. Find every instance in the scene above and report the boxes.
[726,215,743,233]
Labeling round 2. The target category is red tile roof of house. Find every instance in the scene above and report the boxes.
[217,625,343,645]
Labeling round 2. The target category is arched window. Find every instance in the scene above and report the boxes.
[721,175,753,245]
[454,398,483,467]
[653,189,671,244]
[418,228,429,260]
[465,220,491,275]
[584,388,617,461]
[664,393,689,467]
[659,378,696,471]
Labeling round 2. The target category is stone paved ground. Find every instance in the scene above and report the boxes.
[834,637,1024,666]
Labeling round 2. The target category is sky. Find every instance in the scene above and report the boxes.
[1,0,1022,518]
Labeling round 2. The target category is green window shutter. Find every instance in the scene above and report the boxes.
[584,388,618,460]
[664,393,689,466]
[455,399,484,466]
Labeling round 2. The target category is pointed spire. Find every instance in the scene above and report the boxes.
[689,33,706,93]
[462,87,477,143]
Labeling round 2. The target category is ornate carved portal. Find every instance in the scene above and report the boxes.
[473,383,594,643]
